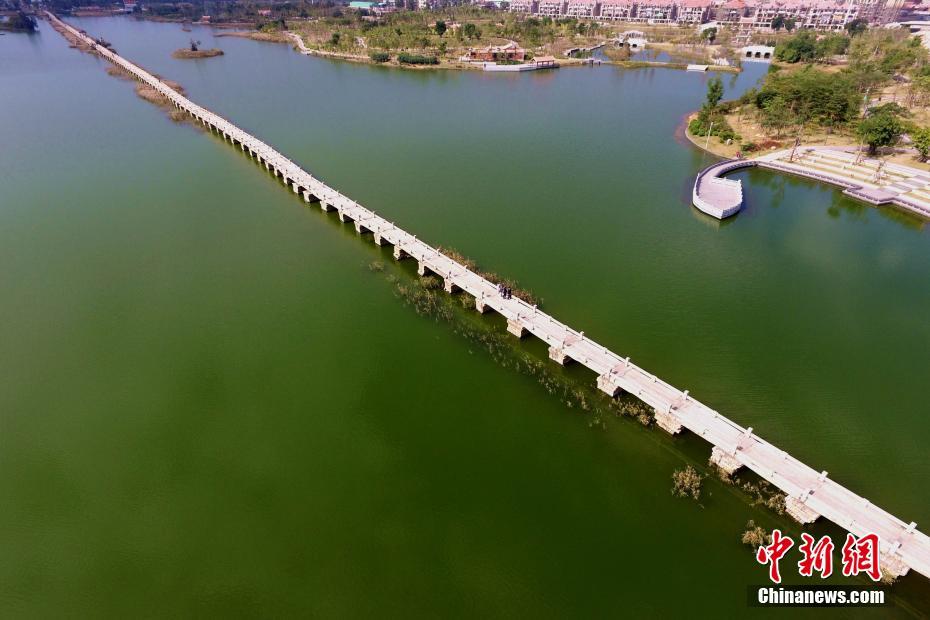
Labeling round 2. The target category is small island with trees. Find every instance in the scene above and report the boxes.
[172,39,223,59]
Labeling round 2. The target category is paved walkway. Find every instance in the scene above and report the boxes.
[692,159,756,218]
[51,13,930,582]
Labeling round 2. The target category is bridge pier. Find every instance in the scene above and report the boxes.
[292,181,300,194]
[507,318,527,338]
[475,294,488,313]
[881,552,911,580]
[338,210,349,223]
[548,346,571,365]
[785,495,821,525]
[596,373,621,397]
[373,233,384,246]
[301,190,319,204]
[354,220,370,235]
[393,246,408,260]
[709,446,742,476]
[417,261,430,277]
[654,408,683,435]
[443,278,460,294]
[320,202,334,213]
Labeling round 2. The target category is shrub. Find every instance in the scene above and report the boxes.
[671,465,703,500]
[689,108,738,143]
[741,520,768,549]
[398,53,438,65]
[369,51,390,63]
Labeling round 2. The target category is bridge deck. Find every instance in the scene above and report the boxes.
[50,13,930,582]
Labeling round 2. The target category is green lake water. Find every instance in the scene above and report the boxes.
[1,17,929,617]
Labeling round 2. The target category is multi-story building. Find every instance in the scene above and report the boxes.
[804,1,861,30]
[714,0,749,26]
[633,0,677,21]
[537,0,567,16]
[508,0,539,13]
[565,0,602,17]
[676,0,711,22]
[505,0,894,30]
[599,0,637,19]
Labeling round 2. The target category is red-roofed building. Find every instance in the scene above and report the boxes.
[677,0,712,22]
[464,41,527,61]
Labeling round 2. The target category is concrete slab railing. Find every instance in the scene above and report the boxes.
[49,12,930,582]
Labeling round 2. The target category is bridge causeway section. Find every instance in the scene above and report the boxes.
[50,13,930,582]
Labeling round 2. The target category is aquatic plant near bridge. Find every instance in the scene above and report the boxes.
[437,247,541,307]
[378,267,649,426]
[741,520,769,550]
[672,465,703,500]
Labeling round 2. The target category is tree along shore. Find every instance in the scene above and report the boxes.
[687,28,930,171]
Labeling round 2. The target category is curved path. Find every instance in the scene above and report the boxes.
[50,13,930,582]
[692,158,756,219]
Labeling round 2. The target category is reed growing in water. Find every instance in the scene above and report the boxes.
[373,265,652,428]
[672,465,703,500]
[437,247,542,307]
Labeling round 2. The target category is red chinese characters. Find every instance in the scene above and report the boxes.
[797,533,834,578]
[755,530,883,583]
[756,529,795,584]
[841,533,882,582]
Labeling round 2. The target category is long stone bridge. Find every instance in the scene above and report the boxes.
[50,13,930,582]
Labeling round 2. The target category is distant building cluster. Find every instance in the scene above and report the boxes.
[508,0,905,31]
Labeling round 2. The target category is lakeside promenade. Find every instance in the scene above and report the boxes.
[693,146,930,220]
[49,13,930,583]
